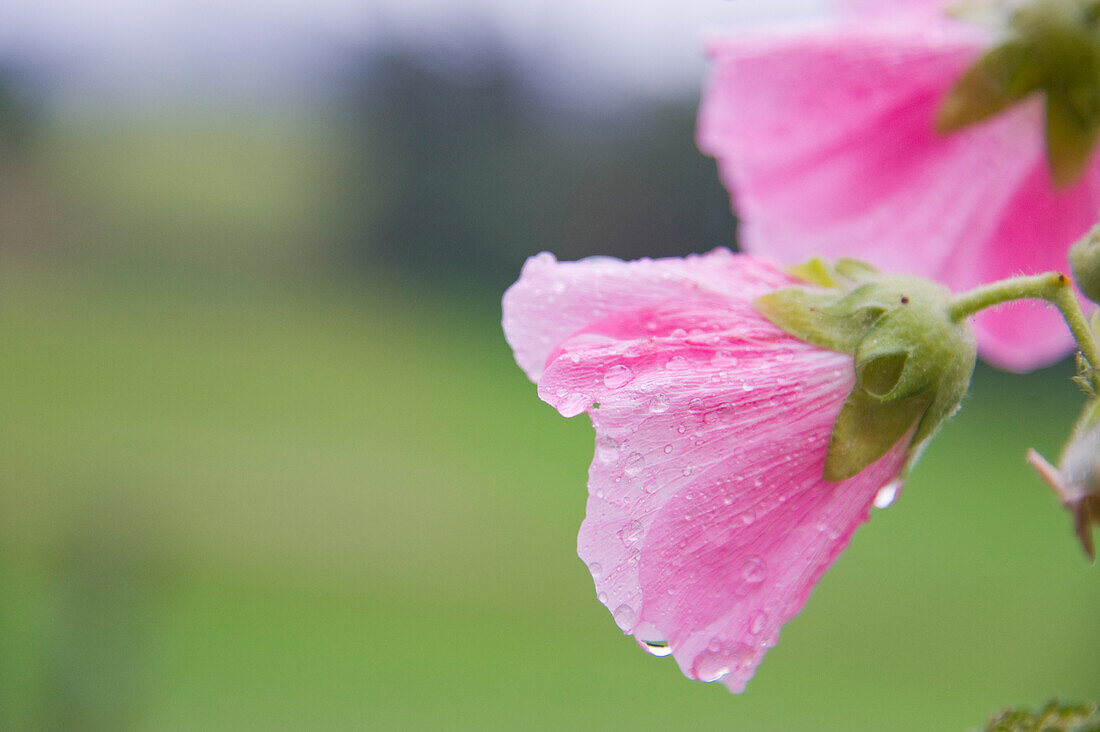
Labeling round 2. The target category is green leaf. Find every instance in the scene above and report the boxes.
[824,388,932,482]
[985,699,1100,732]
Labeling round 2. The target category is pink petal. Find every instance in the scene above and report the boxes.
[502,249,790,383]
[699,20,1087,370]
[529,256,908,693]
[947,161,1100,372]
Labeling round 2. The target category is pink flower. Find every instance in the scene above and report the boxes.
[698,6,1100,372]
[503,249,909,692]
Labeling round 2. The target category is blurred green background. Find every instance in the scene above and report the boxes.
[0,15,1097,731]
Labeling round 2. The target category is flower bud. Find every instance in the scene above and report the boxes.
[1028,398,1100,560]
[1068,223,1100,303]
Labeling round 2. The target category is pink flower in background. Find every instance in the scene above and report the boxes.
[503,249,908,692]
[698,7,1100,372]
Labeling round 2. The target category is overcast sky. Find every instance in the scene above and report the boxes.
[0,0,828,106]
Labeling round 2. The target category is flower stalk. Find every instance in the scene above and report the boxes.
[947,272,1100,388]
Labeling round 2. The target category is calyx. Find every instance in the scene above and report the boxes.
[756,259,977,481]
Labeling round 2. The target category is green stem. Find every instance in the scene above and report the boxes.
[947,271,1100,376]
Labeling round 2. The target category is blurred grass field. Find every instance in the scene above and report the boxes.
[0,116,1097,730]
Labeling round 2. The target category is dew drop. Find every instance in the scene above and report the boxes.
[874,480,901,509]
[722,495,734,506]
[670,328,688,339]
[749,611,768,636]
[741,381,755,392]
[596,436,621,463]
[693,643,752,683]
[560,392,592,414]
[552,280,567,295]
[624,452,646,477]
[589,562,603,579]
[663,444,674,454]
[604,364,634,389]
[711,350,738,367]
[665,355,690,370]
[622,520,643,544]
[677,424,687,434]
[597,592,608,603]
[613,604,637,629]
[648,393,671,413]
[682,467,692,477]
[641,639,673,657]
[740,511,755,525]
[688,397,706,412]
[741,556,767,584]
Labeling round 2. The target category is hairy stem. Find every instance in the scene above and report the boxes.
[947,272,1100,377]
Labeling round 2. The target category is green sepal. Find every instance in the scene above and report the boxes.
[754,288,872,353]
[786,258,841,289]
[938,0,1100,187]
[936,39,1042,133]
[786,257,880,290]
[825,387,933,482]
[1046,86,1100,186]
[756,265,977,482]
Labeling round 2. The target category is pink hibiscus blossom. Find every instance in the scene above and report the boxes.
[503,249,910,692]
[698,3,1100,372]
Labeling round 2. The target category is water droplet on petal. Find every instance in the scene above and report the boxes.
[663,444,674,454]
[648,393,670,413]
[613,604,637,629]
[604,364,634,389]
[874,480,901,509]
[688,398,706,412]
[749,611,768,636]
[711,351,738,367]
[665,356,689,370]
[670,328,688,339]
[596,436,621,463]
[682,467,692,477]
[624,452,646,477]
[740,511,755,525]
[722,495,733,506]
[588,562,603,579]
[560,392,592,414]
[597,592,608,604]
[742,556,767,584]
[552,280,567,294]
[741,381,754,392]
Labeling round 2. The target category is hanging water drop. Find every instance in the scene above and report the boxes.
[874,480,901,509]
[641,639,673,657]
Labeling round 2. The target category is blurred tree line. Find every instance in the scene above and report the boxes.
[341,46,738,294]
